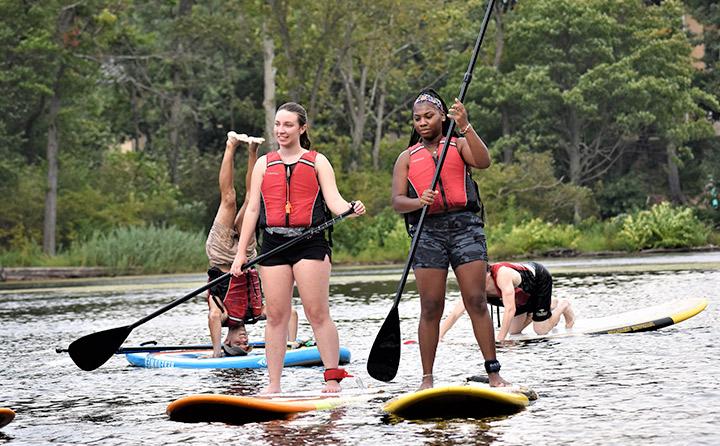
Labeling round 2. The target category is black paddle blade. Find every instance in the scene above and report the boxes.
[366,307,401,382]
[67,325,133,371]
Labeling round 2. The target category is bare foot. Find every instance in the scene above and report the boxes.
[322,380,341,393]
[488,372,510,387]
[564,299,576,329]
[418,374,434,391]
[260,383,281,395]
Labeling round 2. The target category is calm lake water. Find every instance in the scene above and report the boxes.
[1,253,719,445]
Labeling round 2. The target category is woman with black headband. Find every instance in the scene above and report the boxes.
[391,89,508,389]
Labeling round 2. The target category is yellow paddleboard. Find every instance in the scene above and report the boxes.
[0,408,15,428]
[168,390,378,425]
[383,384,530,420]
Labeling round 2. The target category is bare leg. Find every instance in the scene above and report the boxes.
[562,299,576,328]
[414,268,449,390]
[258,264,294,394]
[533,299,571,335]
[208,295,226,358]
[293,257,341,393]
[508,313,533,335]
[288,307,299,343]
[455,260,509,387]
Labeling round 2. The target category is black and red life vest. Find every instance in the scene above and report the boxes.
[405,137,483,225]
[487,262,533,307]
[259,150,329,228]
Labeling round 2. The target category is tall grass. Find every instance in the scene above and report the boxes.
[68,226,208,274]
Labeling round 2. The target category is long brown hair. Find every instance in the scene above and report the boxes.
[277,102,312,150]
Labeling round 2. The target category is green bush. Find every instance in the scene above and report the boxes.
[333,209,409,263]
[618,203,709,250]
[489,218,580,257]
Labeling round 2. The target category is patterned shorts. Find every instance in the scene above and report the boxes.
[205,221,256,269]
[410,211,488,270]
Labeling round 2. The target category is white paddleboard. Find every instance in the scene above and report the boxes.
[509,297,707,341]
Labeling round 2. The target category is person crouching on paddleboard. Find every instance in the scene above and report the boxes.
[230,102,365,394]
[206,133,298,358]
[392,89,508,390]
[439,262,575,342]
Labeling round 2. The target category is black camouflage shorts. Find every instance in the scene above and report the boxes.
[410,211,488,270]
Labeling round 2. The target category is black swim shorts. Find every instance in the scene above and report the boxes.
[410,211,488,270]
[516,262,553,322]
[258,230,331,266]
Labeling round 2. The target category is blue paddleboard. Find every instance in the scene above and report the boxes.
[125,346,351,369]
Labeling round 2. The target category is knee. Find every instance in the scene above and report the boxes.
[208,306,224,325]
[303,305,331,326]
[464,295,489,316]
[533,320,552,335]
[420,298,444,321]
[220,189,237,207]
[265,306,292,327]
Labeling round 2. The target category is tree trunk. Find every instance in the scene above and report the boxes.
[666,142,687,204]
[567,107,583,223]
[372,80,386,170]
[269,0,298,102]
[341,58,367,171]
[493,2,505,69]
[262,20,276,149]
[168,67,182,185]
[501,107,513,164]
[43,75,62,255]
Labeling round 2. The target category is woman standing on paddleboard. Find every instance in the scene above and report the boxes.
[230,102,365,393]
[391,89,508,389]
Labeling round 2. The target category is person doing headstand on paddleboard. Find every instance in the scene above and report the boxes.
[392,89,508,390]
[205,133,298,358]
[439,262,575,342]
[230,102,365,394]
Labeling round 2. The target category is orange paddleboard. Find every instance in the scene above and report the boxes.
[167,390,379,425]
[0,408,15,428]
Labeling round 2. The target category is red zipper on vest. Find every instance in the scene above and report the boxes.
[285,164,291,226]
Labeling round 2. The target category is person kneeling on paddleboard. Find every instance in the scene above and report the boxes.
[439,261,576,342]
[206,132,298,358]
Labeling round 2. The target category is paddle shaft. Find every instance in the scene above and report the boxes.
[389,0,494,311]
[129,205,356,329]
[367,0,496,381]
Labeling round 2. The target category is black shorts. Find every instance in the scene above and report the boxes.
[516,262,553,322]
[258,230,331,266]
[410,211,488,270]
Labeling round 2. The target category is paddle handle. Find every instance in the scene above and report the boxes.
[129,204,357,329]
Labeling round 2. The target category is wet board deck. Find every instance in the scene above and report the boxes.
[167,389,380,424]
[0,408,15,428]
[383,383,531,420]
[125,346,351,369]
[510,297,708,341]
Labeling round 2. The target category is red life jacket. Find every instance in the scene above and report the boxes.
[405,137,483,225]
[259,151,329,228]
[488,263,532,307]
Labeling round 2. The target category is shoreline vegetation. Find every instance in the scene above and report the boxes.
[2,246,719,284]
[1,202,718,281]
